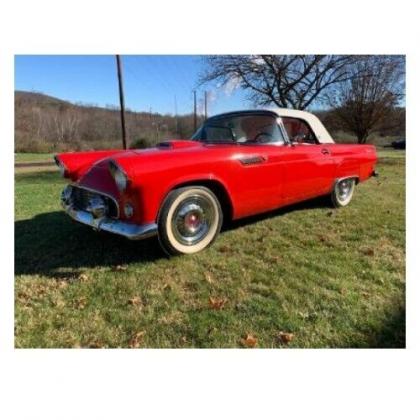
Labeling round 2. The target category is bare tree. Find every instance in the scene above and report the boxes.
[328,55,405,143]
[200,55,355,110]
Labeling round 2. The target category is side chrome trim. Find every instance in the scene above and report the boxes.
[63,203,157,240]
[238,155,267,165]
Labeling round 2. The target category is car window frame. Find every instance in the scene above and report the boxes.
[278,116,320,145]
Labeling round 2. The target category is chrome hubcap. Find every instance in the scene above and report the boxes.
[337,179,353,201]
[171,195,215,245]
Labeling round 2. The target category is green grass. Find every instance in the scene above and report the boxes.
[15,151,405,348]
[15,153,54,163]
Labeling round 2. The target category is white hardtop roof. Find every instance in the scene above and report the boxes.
[210,108,334,144]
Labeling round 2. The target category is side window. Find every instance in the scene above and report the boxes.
[282,117,318,144]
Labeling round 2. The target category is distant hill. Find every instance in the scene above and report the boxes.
[15,90,71,106]
[15,91,404,152]
[15,91,201,152]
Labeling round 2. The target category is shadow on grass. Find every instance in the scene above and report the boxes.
[361,305,406,349]
[15,196,332,279]
[225,195,331,231]
[346,306,406,349]
[15,211,165,278]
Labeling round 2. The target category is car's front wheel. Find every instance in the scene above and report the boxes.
[331,177,356,207]
[157,186,223,255]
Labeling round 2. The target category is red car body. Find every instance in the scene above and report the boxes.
[55,109,377,254]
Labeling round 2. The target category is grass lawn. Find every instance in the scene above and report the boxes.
[15,152,54,163]
[14,152,405,348]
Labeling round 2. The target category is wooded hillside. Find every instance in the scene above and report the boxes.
[15,90,405,152]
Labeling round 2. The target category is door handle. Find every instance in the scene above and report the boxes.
[321,148,330,155]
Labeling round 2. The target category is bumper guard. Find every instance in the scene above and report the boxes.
[61,185,157,240]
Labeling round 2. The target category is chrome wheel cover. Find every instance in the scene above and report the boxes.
[337,179,351,200]
[171,194,215,246]
[336,178,354,203]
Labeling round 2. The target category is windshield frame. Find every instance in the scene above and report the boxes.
[191,110,288,146]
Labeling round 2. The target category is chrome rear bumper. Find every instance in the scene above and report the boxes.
[61,185,157,240]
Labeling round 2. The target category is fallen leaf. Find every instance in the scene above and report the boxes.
[278,331,294,345]
[129,331,145,348]
[241,333,257,348]
[209,297,227,310]
[361,248,375,257]
[75,297,87,309]
[218,245,231,253]
[54,297,66,308]
[88,340,104,349]
[205,272,214,284]
[128,296,142,306]
[78,273,89,282]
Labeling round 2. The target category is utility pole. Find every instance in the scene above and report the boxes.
[116,54,127,149]
[193,90,197,131]
[204,90,208,119]
[174,95,179,137]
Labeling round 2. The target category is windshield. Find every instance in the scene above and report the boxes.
[191,113,285,145]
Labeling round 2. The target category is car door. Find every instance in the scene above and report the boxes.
[280,117,335,203]
[230,143,286,217]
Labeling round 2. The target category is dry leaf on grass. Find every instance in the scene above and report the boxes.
[128,296,142,306]
[277,331,294,345]
[88,340,105,349]
[241,334,257,348]
[209,297,227,310]
[75,297,87,309]
[205,272,214,284]
[218,245,232,253]
[129,331,145,348]
[78,273,89,282]
[361,248,375,257]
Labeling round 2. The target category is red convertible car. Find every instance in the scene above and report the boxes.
[55,109,377,255]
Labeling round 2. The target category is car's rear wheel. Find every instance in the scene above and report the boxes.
[157,186,223,255]
[331,178,356,207]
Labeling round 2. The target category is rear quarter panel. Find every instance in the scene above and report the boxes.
[329,144,377,183]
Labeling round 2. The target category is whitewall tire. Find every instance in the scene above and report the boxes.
[331,178,356,207]
[158,186,223,255]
